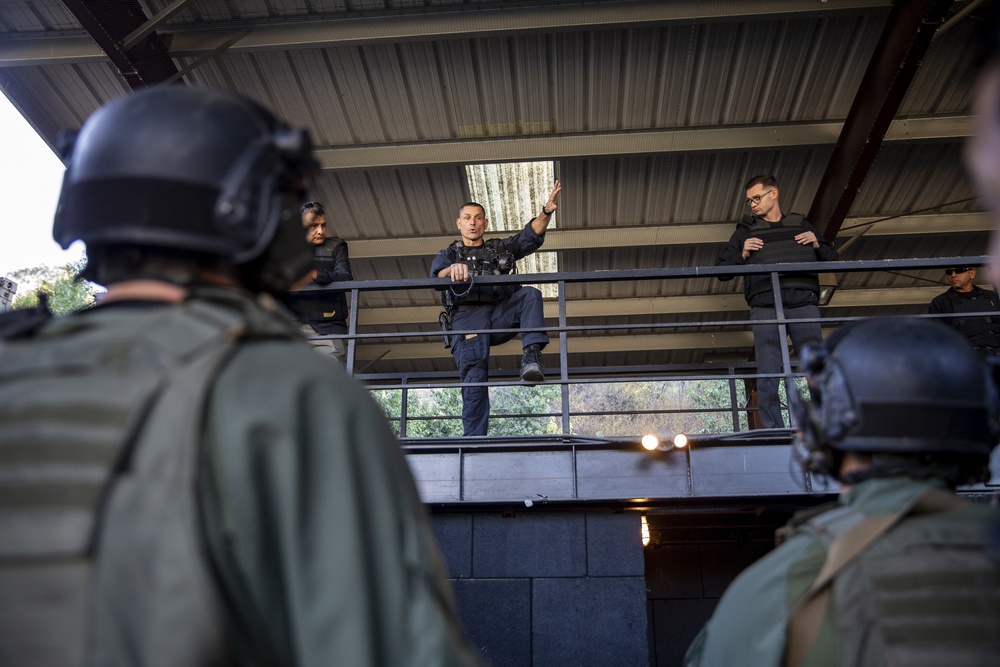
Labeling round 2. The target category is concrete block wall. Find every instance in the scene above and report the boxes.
[432,511,649,667]
[644,543,773,667]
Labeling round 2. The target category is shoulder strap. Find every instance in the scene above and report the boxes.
[783,488,970,667]
[446,240,465,262]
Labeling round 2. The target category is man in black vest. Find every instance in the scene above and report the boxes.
[287,200,354,363]
[716,174,838,428]
[431,181,561,436]
[928,266,1000,356]
[0,87,480,666]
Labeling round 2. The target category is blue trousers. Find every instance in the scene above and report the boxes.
[450,286,548,436]
[750,304,822,429]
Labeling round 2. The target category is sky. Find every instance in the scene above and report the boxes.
[0,94,84,280]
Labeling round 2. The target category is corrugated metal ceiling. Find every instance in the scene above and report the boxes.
[0,0,989,374]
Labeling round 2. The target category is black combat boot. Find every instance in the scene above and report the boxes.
[520,344,544,383]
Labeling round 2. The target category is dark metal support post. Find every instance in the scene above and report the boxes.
[771,271,794,427]
[770,271,793,378]
[400,378,409,438]
[346,287,359,374]
[728,371,740,432]
[558,280,570,435]
[807,0,953,241]
[59,0,179,89]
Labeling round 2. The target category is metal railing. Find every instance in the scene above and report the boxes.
[295,255,991,440]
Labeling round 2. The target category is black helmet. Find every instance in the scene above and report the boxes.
[53,86,317,290]
[791,318,999,483]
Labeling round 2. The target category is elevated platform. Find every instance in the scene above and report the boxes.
[404,430,1000,510]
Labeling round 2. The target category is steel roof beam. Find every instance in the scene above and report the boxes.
[3,1,890,66]
[58,0,179,88]
[807,0,955,240]
[122,0,192,51]
[345,213,987,259]
[314,115,970,171]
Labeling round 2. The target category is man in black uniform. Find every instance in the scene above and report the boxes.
[928,266,1000,356]
[431,181,561,436]
[287,200,354,363]
[0,87,480,666]
[716,174,838,428]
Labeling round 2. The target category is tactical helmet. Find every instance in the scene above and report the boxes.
[791,318,999,483]
[52,86,317,291]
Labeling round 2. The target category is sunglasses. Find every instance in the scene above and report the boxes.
[944,268,971,276]
[301,201,324,213]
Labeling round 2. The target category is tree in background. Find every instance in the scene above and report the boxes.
[372,384,561,438]
[371,377,805,438]
[10,259,100,315]
[569,380,747,437]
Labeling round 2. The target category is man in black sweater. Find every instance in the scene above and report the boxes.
[716,174,838,429]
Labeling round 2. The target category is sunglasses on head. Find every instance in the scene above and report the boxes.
[944,267,971,276]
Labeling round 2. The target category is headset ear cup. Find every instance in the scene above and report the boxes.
[804,441,831,475]
[791,388,831,475]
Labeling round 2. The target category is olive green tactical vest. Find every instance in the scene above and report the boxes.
[796,498,1000,667]
[0,291,295,666]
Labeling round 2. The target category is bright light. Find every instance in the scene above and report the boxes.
[641,515,650,546]
[673,433,688,448]
[640,433,660,451]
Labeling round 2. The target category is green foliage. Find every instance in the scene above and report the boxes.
[370,376,808,438]
[687,379,752,433]
[569,380,747,437]
[370,384,561,437]
[487,384,562,436]
[10,260,100,315]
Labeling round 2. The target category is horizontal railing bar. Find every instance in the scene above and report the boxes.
[295,255,987,293]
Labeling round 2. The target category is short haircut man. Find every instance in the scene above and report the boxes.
[430,181,561,436]
[928,265,1000,355]
[285,200,354,363]
[0,87,480,666]
[716,174,838,429]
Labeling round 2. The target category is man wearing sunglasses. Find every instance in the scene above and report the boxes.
[716,174,838,429]
[286,201,354,364]
[928,267,1000,356]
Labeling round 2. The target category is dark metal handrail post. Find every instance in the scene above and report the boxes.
[728,369,740,432]
[558,280,570,434]
[400,377,409,438]
[346,287,359,374]
[770,271,793,378]
[770,271,794,427]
